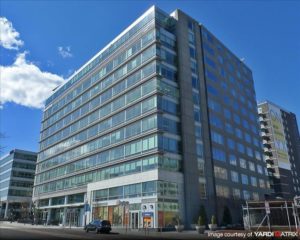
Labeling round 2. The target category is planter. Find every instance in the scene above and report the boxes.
[195,225,205,234]
[208,224,217,231]
[175,225,184,232]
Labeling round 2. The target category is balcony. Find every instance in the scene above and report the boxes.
[261,132,270,139]
[264,156,274,164]
[262,139,271,146]
[260,124,268,130]
[259,116,265,122]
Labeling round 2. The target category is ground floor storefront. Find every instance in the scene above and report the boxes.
[0,200,32,220]
[39,206,85,226]
[91,200,179,229]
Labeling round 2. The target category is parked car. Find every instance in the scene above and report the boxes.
[84,220,111,234]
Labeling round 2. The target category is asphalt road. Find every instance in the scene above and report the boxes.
[0,222,207,240]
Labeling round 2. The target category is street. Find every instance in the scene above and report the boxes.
[0,222,208,240]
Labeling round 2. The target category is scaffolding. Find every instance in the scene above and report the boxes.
[242,198,300,231]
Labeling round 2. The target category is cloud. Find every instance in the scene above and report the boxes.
[58,46,73,58]
[0,52,65,109]
[0,17,24,50]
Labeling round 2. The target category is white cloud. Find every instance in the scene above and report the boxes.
[0,17,24,50]
[58,46,73,58]
[0,52,65,109]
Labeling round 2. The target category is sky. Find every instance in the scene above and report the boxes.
[0,0,299,156]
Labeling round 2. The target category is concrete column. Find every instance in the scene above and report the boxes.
[0,202,2,217]
[46,208,52,225]
[4,201,9,218]
[62,207,67,226]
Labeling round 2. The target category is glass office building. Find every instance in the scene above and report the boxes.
[34,6,271,228]
[258,101,300,199]
[0,149,37,219]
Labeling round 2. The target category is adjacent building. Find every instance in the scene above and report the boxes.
[33,6,271,228]
[258,101,300,199]
[0,149,37,219]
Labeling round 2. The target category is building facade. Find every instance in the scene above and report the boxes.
[0,149,37,219]
[33,6,271,228]
[258,101,300,199]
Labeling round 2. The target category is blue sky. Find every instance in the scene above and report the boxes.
[0,0,299,156]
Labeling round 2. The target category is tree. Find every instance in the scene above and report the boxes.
[222,206,232,226]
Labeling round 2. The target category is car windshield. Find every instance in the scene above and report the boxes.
[92,220,101,225]
[101,220,110,225]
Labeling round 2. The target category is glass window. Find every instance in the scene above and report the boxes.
[227,138,235,149]
[211,131,224,145]
[250,176,257,187]
[249,162,256,172]
[229,154,237,166]
[240,158,247,169]
[214,166,228,180]
[231,171,239,183]
[212,148,226,162]
[241,174,248,185]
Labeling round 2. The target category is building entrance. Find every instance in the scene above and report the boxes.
[66,208,80,226]
[130,211,139,229]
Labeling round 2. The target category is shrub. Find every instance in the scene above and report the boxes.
[211,215,217,225]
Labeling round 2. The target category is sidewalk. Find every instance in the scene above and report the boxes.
[0,221,210,239]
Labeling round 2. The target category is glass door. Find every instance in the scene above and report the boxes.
[130,211,139,229]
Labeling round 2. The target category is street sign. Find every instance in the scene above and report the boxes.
[294,196,300,207]
[265,201,270,214]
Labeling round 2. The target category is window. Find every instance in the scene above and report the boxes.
[232,188,241,199]
[243,190,250,200]
[257,165,263,174]
[237,143,245,154]
[210,114,223,128]
[259,179,265,188]
[227,138,235,150]
[235,128,243,139]
[212,148,226,162]
[216,185,229,198]
[225,123,234,134]
[194,109,201,122]
[247,147,253,158]
[249,162,256,172]
[255,151,262,161]
[231,171,239,183]
[229,154,237,166]
[245,133,251,143]
[224,108,231,119]
[241,174,248,185]
[211,131,224,145]
[196,143,203,158]
[214,166,228,180]
[253,192,259,200]
[207,85,219,96]
[205,69,218,82]
[190,47,196,59]
[240,158,247,169]
[199,183,206,199]
[250,176,257,187]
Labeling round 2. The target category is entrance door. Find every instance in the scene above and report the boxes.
[42,211,48,224]
[66,209,80,226]
[130,212,139,229]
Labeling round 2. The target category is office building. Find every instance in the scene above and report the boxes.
[258,101,300,199]
[33,6,271,228]
[0,149,37,219]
